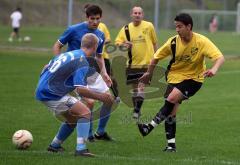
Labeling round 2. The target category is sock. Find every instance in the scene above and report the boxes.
[97,104,111,135]
[76,118,90,151]
[89,110,94,137]
[165,116,176,148]
[167,138,176,148]
[50,122,75,148]
[134,96,144,113]
[152,100,175,125]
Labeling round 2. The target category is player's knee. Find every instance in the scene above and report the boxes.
[85,99,95,110]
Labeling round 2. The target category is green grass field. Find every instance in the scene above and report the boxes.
[0,26,240,164]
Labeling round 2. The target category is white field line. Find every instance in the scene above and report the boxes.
[0,150,239,165]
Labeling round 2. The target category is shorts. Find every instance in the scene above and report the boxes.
[42,95,78,115]
[13,28,19,33]
[126,68,147,85]
[164,79,202,100]
[85,73,109,93]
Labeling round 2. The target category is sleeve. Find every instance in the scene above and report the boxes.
[97,33,105,55]
[153,38,172,60]
[58,26,73,45]
[203,38,223,61]
[101,24,111,42]
[115,27,126,45]
[150,23,158,45]
[73,67,88,87]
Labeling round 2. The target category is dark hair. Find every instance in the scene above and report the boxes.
[16,7,22,12]
[84,4,91,11]
[85,5,102,17]
[174,13,193,30]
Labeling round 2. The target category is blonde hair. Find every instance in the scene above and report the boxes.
[81,33,99,49]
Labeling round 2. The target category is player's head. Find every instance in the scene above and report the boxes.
[85,5,102,29]
[174,13,193,38]
[16,7,22,12]
[81,33,99,54]
[131,6,144,26]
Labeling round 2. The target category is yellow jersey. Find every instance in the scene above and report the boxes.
[115,20,157,68]
[98,22,111,59]
[154,32,223,83]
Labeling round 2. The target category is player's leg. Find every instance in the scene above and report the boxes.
[45,96,79,152]
[138,87,183,136]
[86,72,114,141]
[48,111,77,152]
[69,101,94,157]
[132,82,145,119]
[138,80,202,137]
[8,28,16,42]
[163,104,178,152]
[95,91,114,141]
[81,98,95,142]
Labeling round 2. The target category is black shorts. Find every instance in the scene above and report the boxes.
[164,79,202,100]
[13,28,19,33]
[126,68,147,85]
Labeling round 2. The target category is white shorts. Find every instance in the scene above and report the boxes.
[85,73,109,93]
[42,95,78,115]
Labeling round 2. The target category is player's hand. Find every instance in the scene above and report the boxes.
[139,72,151,84]
[203,68,217,78]
[102,73,112,87]
[122,41,132,49]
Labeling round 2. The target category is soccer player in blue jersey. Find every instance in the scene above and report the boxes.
[36,33,114,157]
[52,5,114,141]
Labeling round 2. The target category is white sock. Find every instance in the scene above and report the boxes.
[150,120,158,127]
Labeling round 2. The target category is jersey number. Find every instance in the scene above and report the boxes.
[49,52,74,73]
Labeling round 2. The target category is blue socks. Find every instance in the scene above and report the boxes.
[51,122,74,148]
[97,104,111,135]
[76,118,90,151]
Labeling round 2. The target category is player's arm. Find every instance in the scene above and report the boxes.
[204,55,225,78]
[76,86,114,106]
[95,55,112,87]
[53,41,64,55]
[153,43,158,52]
[53,26,72,55]
[139,58,159,84]
[115,27,132,49]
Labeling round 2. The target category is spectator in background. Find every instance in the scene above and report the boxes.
[209,14,218,33]
[8,7,22,42]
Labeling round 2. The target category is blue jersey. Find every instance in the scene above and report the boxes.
[58,22,105,54]
[35,50,93,101]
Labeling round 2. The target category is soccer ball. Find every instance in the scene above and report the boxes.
[23,36,31,42]
[12,130,33,149]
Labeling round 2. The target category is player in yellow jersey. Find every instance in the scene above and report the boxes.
[115,6,158,119]
[137,13,225,152]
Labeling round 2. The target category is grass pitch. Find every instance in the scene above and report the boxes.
[0,26,240,164]
[0,49,239,165]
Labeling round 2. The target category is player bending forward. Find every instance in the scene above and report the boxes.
[35,33,114,157]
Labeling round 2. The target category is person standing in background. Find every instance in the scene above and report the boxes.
[8,7,22,42]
